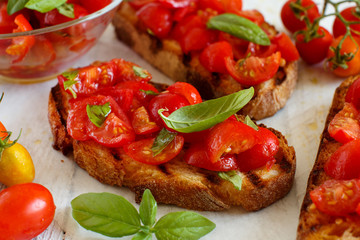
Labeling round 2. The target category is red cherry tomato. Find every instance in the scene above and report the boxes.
[325,140,360,180]
[281,0,320,33]
[148,92,190,126]
[0,183,56,240]
[198,0,242,14]
[345,77,360,110]
[136,2,173,38]
[246,42,278,58]
[131,106,161,135]
[167,82,202,105]
[124,135,184,165]
[327,35,360,77]
[333,7,360,38]
[79,0,111,13]
[237,10,264,25]
[111,58,152,83]
[184,143,238,171]
[0,2,16,33]
[128,0,156,10]
[225,51,281,86]
[206,119,258,163]
[236,127,279,172]
[272,32,300,62]
[171,14,205,40]
[199,41,234,74]
[295,27,333,65]
[5,14,35,64]
[328,102,360,144]
[310,179,360,216]
[42,4,88,26]
[0,121,7,139]
[96,87,134,112]
[158,0,192,8]
[178,27,218,54]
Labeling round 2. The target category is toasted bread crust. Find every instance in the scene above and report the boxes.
[48,83,296,211]
[297,76,360,239]
[112,2,298,120]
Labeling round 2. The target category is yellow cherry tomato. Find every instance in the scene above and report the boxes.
[0,142,35,186]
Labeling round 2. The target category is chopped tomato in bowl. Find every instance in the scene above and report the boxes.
[0,0,121,82]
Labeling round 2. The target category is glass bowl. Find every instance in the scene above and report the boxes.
[0,0,122,83]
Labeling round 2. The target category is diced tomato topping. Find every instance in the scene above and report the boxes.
[345,77,360,110]
[167,82,202,105]
[199,41,234,74]
[131,106,161,135]
[310,179,360,216]
[272,32,300,62]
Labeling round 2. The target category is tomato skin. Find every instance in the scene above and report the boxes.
[345,77,360,110]
[184,143,238,171]
[0,183,56,240]
[310,179,360,216]
[206,119,258,163]
[124,135,184,165]
[171,14,205,40]
[236,127,279,172]
[0,121,6,139]
[272,32,299,62]
[198,0,242,14]
[79,0,111,13]
[42,4,88,26]
[179,27,218,54]
[225,51,281,86]
[199,41,234,74]
[281,0,320,33]
[295,27,333,65]
[333,7,360,38]
[148,92,190,127]
[0,2,16,34]
[136,3,173,39]
[327,35,360,77]
[167,82,202,105]
[325,140,360,180]
[328,102,360,144]
[131,106,161,135]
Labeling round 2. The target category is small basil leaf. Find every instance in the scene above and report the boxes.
[207,13,270,46]
[86,102,111,127]
[218,171,243,190]
[7,0,28,15]
[151,128,177,156]
[159,87,254,133]
[25,0,66,13]
[132,231,153,240]
[139,189,157,227]
[71,192,141,237]
[244,115,258,131]
[140,89,159,96]
[133,66,150,78]
[154,211,215,240]
[57,3,74,18]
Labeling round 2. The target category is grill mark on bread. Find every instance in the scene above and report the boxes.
[157,164,170,175]
[245,172,264,188]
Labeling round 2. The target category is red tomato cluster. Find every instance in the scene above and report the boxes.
[128,0,299,86]
[310,78,360,216]
[63,58,280,172]
[281,0,360,77]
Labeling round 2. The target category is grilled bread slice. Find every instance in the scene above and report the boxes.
[112,2,298,120]
[49,82,296,211]
[297,76,360,239]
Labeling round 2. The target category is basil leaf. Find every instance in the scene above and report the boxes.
[7,0,28,15]
[207,13,270,46]
[218,171,243,190]
[57,3,74,18]
[71,192,141,237]
[132,231,153,240]
[139,189,157,227]
[62,70,79,98]
[151,128,177,156]
[140,89,159,96]
[86,102,111,127]
[133,66,150,78]
[244,115,258,131]
[159,87,254,133]
[25,0,66,13]
[154,211,215,240]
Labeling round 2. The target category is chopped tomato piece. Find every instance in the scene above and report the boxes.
[131,106,161,135]
[184,143,238,171]
[41,4,88,26]
[167,82,202,105]
[178,27,218,54]
[124,135,184,165]
[199,41,234,74]
[310,179,360,216]
[272,32,300,62]
[79,0,111,13]
[206,119,258,163]
[237,127,279,172]
[0,2,16,34]
[345,77,360,110]
[225,51,281,86]
[237,10,264,25]
[171,14,205,40]
[325,140,360,180]
[111,58,152,83]
[328,102,360,144]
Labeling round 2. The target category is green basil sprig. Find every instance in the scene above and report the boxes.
[86,102,111,127]
[158,87,254,133]
[218,171,243,190]
[133,66,150,78]
[71,189,216,239]
[7,0,74,17]
[151,128,177,156]
[61,70,79,98]
[207,13,270,46]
